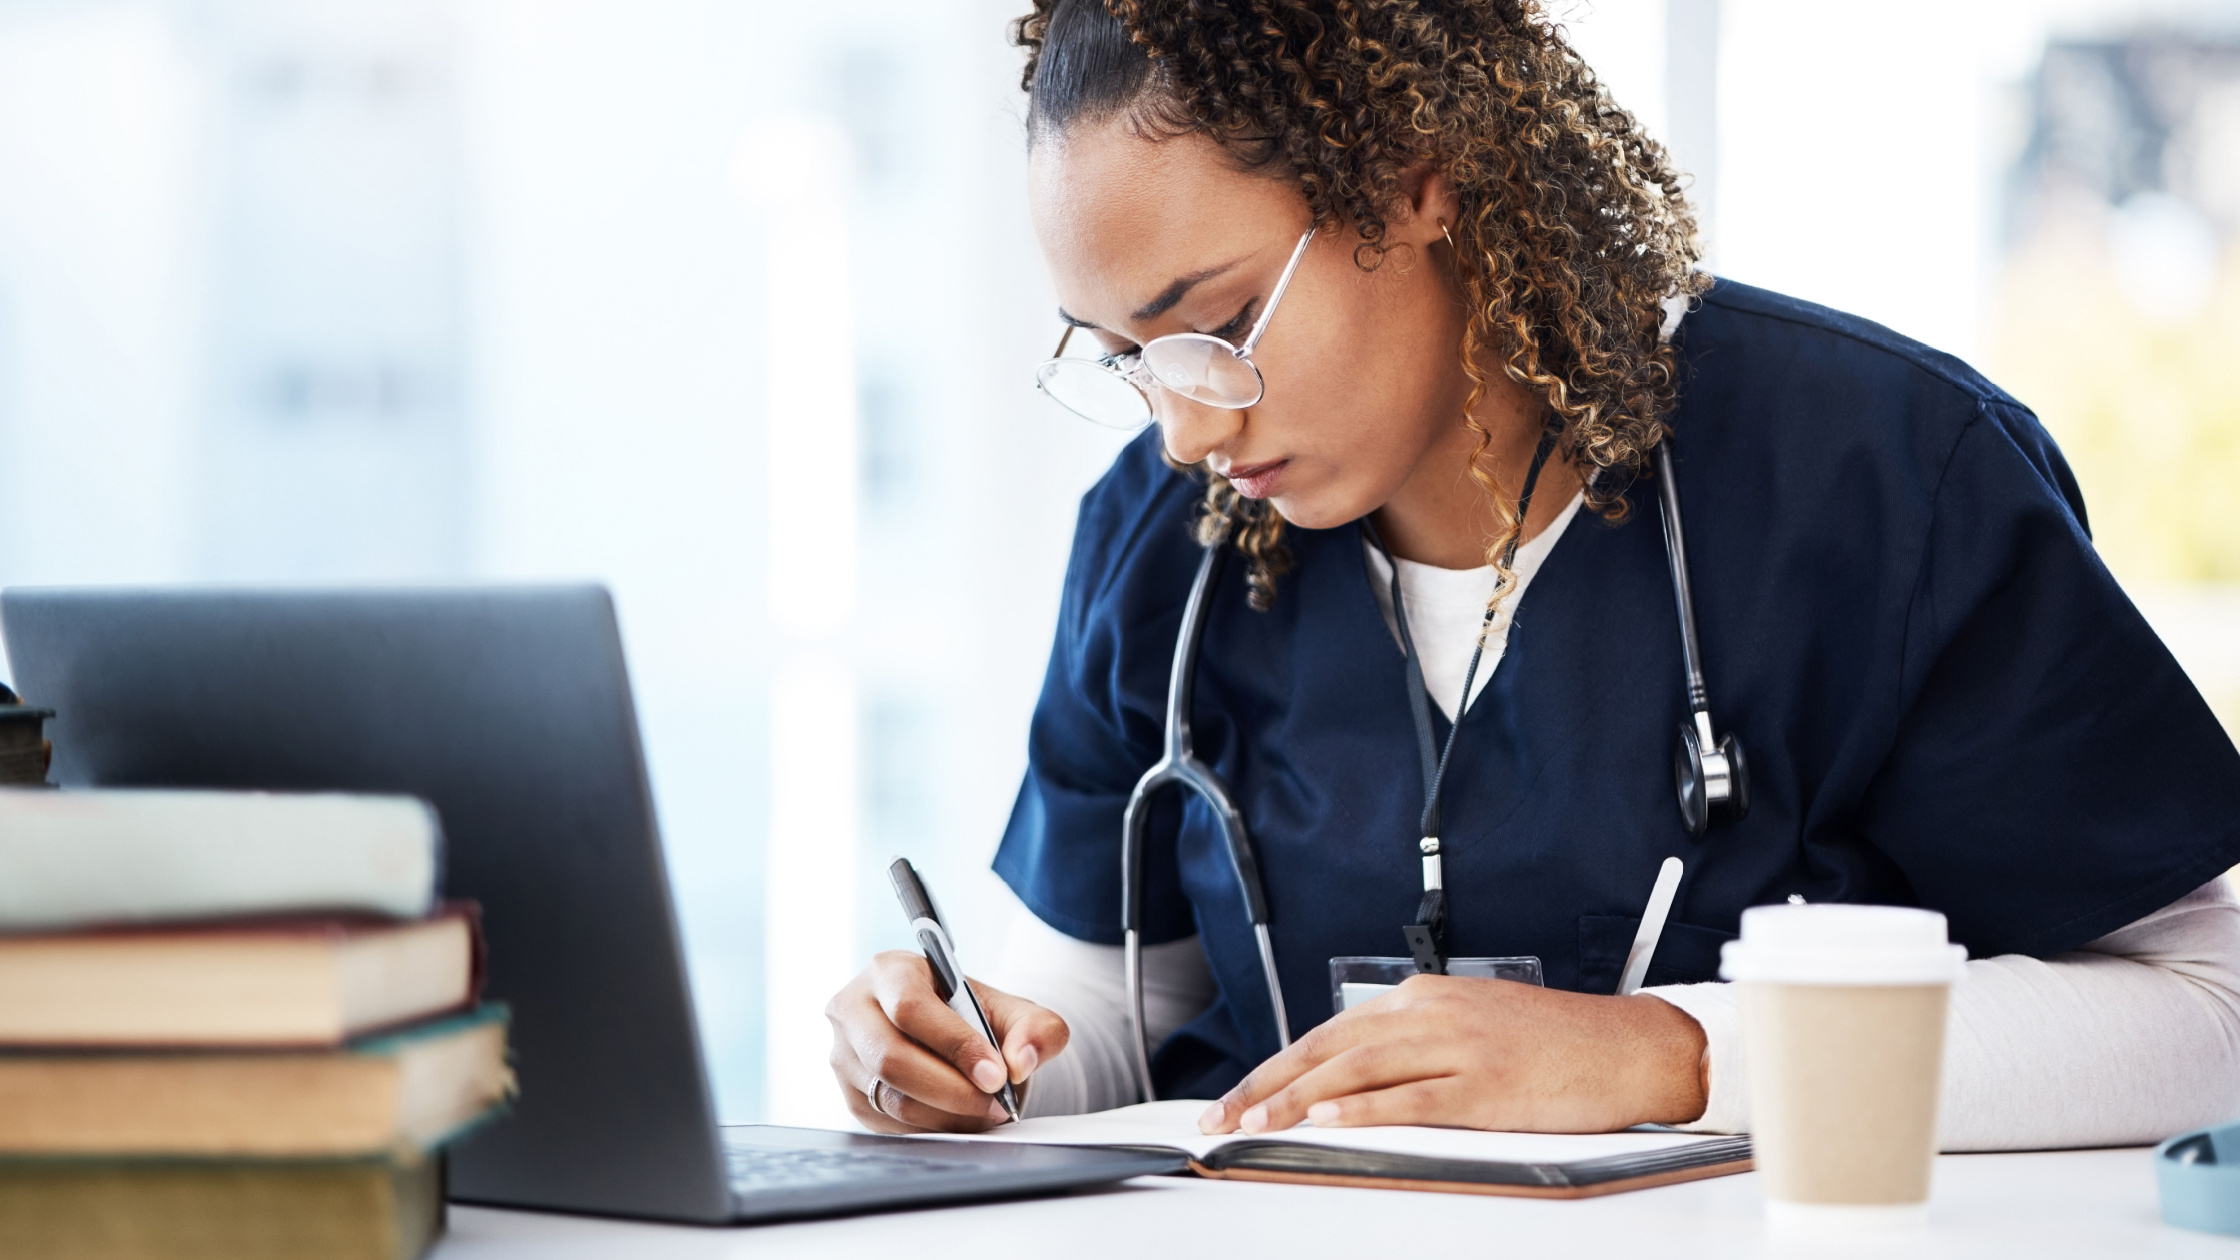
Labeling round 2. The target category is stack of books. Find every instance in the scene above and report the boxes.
[0,788,514,1260]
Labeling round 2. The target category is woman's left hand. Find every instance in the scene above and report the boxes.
[1195,975,1709,1136]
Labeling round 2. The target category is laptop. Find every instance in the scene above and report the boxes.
[0,585,1180,1224]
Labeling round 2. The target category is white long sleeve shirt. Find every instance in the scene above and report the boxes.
[990,498,2240,1146]
[992,877,2240,1146]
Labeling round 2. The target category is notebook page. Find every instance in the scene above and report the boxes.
[934,1099,1231,1158]
[932,1099,1724,1165]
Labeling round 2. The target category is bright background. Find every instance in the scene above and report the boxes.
[1,0,2234,1127]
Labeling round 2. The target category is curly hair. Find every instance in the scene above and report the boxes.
[1015,0,1704,610]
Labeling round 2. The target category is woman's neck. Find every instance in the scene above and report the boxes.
[1369,377,1584,571]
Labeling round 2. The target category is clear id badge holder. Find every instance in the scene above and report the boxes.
[1329,955,1543,1012]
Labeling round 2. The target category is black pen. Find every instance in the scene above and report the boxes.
[888,857,1021,1123]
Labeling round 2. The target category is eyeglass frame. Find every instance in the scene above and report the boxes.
[1034,226,1319,427]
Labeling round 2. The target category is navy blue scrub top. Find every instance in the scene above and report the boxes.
[992,279,2240,1101]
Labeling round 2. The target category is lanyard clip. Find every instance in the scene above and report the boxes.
[1403,907,1446,975]
[1405,837,1448,975]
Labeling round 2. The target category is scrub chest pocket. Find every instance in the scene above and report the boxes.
[1578,917,1735,994]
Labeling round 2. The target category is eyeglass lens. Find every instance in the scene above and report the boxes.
[1034,358,1152,429]
[1140,335,1263,408]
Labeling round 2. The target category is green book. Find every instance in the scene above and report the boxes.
[0,1005,513,1159]
[0,1152,443,1260]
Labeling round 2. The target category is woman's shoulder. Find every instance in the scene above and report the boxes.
[1676,278,2081,527]
[1687,279,2011,407]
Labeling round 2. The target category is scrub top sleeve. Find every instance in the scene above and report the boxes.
[1862,399,2240,959]
[993,441,1201,947]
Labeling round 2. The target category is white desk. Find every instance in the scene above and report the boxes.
[436,1147,2240,1259]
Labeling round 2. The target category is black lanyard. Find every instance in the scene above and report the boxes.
[1361,426,1558,974]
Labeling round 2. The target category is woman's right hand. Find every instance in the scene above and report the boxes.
[827,949,1070,1133]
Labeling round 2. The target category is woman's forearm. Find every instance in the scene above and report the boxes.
[1649,878,2240,1149]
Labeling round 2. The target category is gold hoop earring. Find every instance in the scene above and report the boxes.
[1440,222,1456,249]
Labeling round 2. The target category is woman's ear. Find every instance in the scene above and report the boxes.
[1390,161,1460,248]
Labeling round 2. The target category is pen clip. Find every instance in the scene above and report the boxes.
[912,916,963,1004]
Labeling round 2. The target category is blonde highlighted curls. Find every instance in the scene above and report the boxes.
[1017,0,1704,610]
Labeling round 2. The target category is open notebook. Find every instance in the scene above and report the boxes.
[926,1100,1752,1199]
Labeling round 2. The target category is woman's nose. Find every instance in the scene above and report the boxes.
[1155,392,1244,467]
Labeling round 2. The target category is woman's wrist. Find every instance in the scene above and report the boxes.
[1626,994,1710,1125]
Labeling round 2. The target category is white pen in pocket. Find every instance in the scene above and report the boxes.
[1618,856,1686,997]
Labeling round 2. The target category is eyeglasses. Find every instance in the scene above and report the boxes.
[1034,227,1317,429]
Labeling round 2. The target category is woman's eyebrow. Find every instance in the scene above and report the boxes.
[1054,254,1251,332]
[1129,258,1243,321]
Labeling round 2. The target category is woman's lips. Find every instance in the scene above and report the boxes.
[1223,459,1289,499]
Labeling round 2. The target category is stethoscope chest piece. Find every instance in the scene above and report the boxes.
[1675,713,1749,837]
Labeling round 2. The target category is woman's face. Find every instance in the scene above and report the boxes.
[1028,118,1469,531]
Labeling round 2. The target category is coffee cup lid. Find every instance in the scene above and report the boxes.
[1720,903,1967,985]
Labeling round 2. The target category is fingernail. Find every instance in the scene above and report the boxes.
[987,1098,1009,1122]
[1307,1101,1339,1126]
[1197,1102,1225,1134]
[971,1059,1006,1092]
[1016,1045,1039,1077]
[1239,1104,1269,1134]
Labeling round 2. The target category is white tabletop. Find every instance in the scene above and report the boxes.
[434,1146,2240,1259]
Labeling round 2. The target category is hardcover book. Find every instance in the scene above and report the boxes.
[0,788,439,930]
[0,1005,513,1157]
[0,905,484,1047]
[0,1152,445,1260]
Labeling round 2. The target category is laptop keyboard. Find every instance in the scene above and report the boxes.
[723,1142,986,1195]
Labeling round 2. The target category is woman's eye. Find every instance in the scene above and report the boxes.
[1210,300,1259,344]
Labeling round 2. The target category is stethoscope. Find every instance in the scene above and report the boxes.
[1118,436,1748,1102]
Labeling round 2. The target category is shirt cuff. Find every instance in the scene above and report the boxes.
[1641,981,1748,1134]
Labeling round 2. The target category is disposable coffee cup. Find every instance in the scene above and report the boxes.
[1721,904,1967,1230]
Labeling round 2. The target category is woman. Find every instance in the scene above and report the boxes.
[828,0,2240,1145]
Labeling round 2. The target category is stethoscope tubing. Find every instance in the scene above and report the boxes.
[1653,441,1712,715]
[1120,536,1291,1102]
[1120,435,1742,1100]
